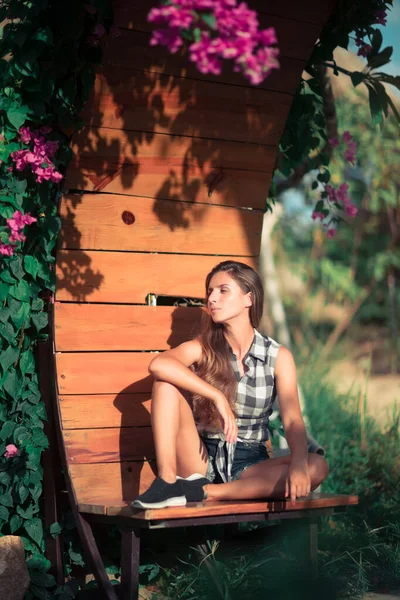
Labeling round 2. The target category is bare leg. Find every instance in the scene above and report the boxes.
[151,380,208,483]
[204,454,328,501]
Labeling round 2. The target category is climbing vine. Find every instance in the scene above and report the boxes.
[0,0,112,597]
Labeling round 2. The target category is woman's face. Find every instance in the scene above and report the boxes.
[207,271,251,324]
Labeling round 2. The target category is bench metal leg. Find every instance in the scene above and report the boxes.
[77,513,119,600]
[280,517,319,585]
[120,529,141,600]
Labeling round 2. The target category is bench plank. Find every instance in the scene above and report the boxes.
[60,194,263,255]
[55,251,256,303]
[78,494,359,519]
[56,352,153,395]
[55,304,203,351]
[64,427,155,464]
[83,71,292,146]
[59,394,151,429]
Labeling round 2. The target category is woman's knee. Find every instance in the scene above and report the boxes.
[309,453,329,488]
[152,379,182,397]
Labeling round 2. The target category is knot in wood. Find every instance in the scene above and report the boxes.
[122,210,135,225]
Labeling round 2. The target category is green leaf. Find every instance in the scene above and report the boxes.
[367,84,383,126]
[9,280,30,302]
[200,12,216,29]
[20,350,36,374]
[0,270,17,284]
[49,521,62,538]
[27,556,51,572]
[32,428,49,449]
[14,425,29,444]
[10,514,23,533]
[18,484,29,503]
[0,490,13,507]
[24,255,39,280]
[368,46,393,70]
[6,107,27,130]
[371,29,383,55]
[0,420,17,441]
[0,322,16,344]
[350,71,364,87]
[32,26,53,46]
[0,505,10,521]
[68,546,85,566]
[0,282,10,302]
[0,345,20,371]
[32,312,48,331]
[29,584,51,600]
[10,256,25,279]
[9,300,30,328]
[30,572,56,588]
[4,370,23,400]
[24,517,44,546]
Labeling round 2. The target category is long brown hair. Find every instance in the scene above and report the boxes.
[193,261,264,430]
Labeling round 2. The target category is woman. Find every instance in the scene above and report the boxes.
[132,261,328,509]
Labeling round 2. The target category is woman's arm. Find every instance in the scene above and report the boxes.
[275,346,311,503]
[149,341,238,442]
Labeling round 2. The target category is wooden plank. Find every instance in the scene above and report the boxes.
[113,0,336,29]
[60,194,263,255]
[55,251,257,303]
[54,304,204,351]
[59,394,152,429]
[67,124,276,173]
[56,352,153,395]
[82,71,292,146]
[102,48,304,96]
[66,156,272,208]
[110,11,322,61]
[64,427,155,464]
[71,461,157,504]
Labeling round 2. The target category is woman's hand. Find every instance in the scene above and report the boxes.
[213,393,238,444]
[285,458,311,506]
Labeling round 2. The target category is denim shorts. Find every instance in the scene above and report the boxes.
[202,437,270,483]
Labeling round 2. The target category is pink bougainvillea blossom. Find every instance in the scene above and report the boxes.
[375,9,387,25]
[327,228,337,239]
[0,243,15,256]
[328,136,340,148]
[312,211,325,221]
[355,37,372,58]
[342,130,353,143]
[7,210,37,232]
[148,0,280,85]
[11,126,63,184]
[4,444,18,458]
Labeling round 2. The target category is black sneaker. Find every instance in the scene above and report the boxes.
[131,477,186,509]
[177,473,210,502]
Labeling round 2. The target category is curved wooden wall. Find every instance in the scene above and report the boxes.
[54,0,336,508]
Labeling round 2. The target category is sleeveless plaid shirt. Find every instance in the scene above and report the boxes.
[202,330,281,482]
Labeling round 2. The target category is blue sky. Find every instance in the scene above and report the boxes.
[349,1,400,76]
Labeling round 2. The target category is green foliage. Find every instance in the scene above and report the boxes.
[0,0,111,597]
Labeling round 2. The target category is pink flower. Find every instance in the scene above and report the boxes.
[327,228,336,239]
[7,210,37,232]
[325,184,337,202]
[357,43,372,58]
[342,131,353,143]
[0,243,15,256]
[312,210,325,221]
[328,136,340,148]
[375,9,387,25]
[344,148,356,164]
[18,127,33,145]
[4,444,18,458]
[9,230,26,243]
[344,203,358,218]
[84,3,97,14]
[93,24,106,38]
[336,182,349,202]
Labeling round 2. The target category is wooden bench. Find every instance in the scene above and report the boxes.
[47,0,358,597]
